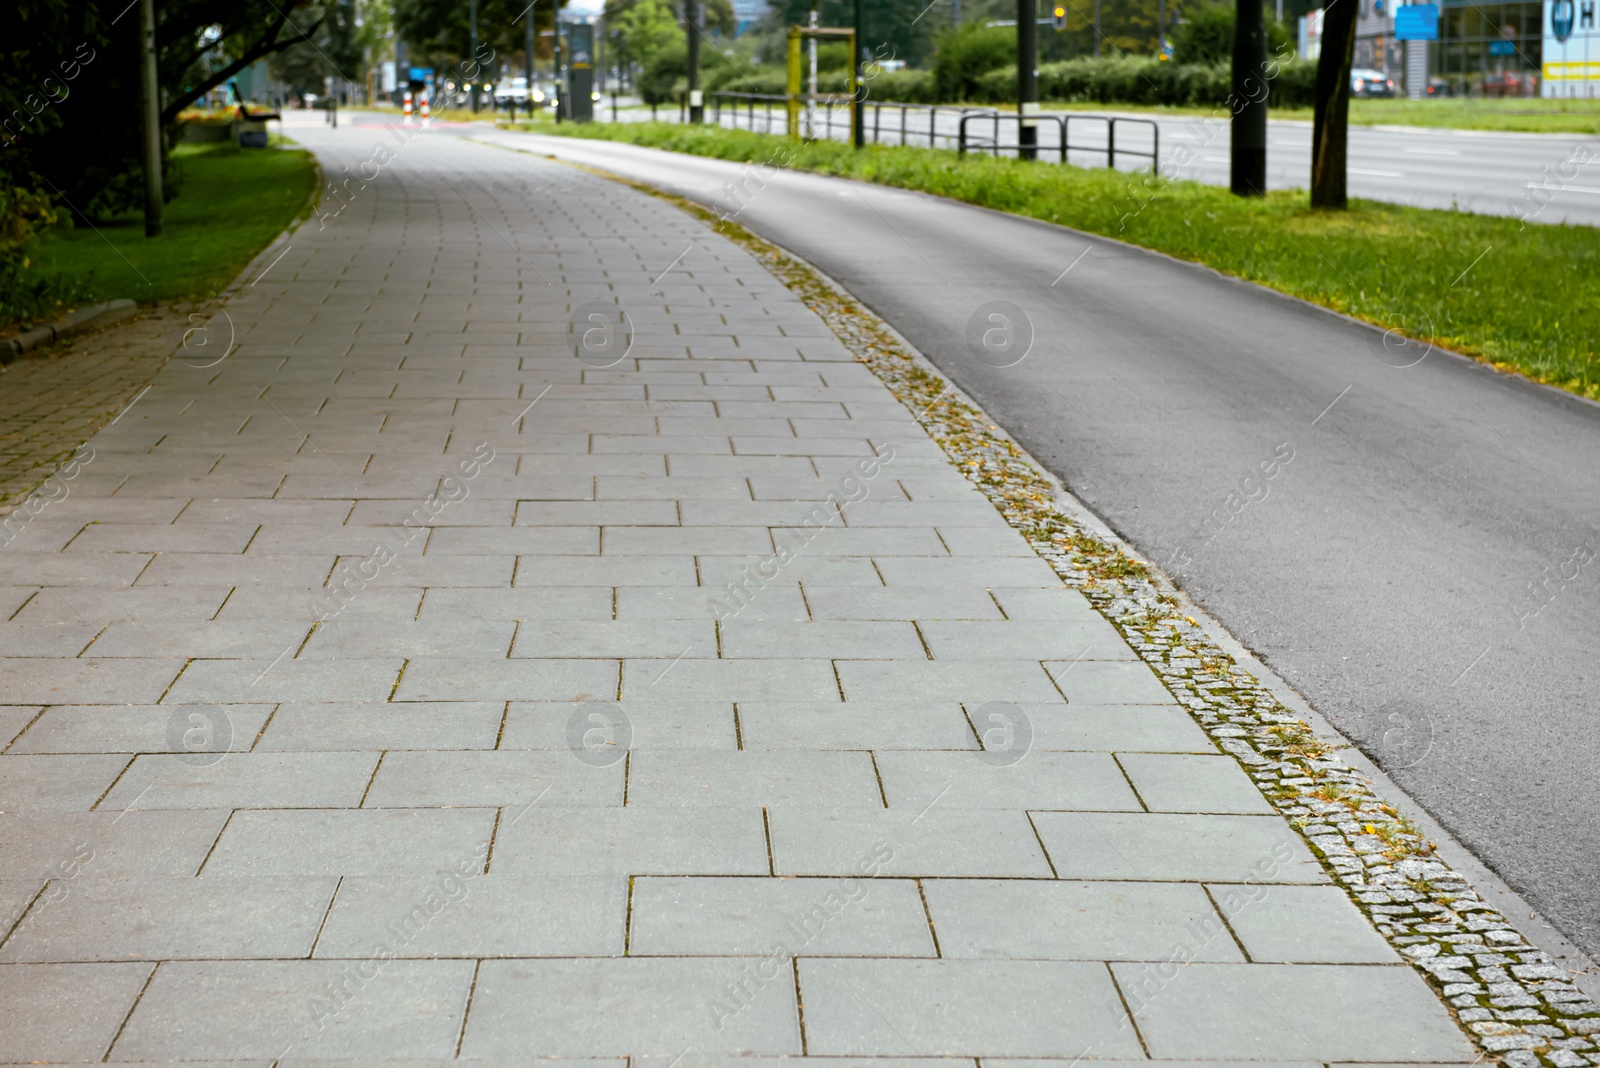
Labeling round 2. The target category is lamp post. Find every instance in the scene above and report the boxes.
[470,0,480,112]
[852,0,863,147]
[1230,0,1268,195]
[1017,0,1037,160]
[686,0,703,122]
[140,0,162,237]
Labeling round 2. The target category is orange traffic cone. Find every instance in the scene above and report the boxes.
[403,90,413,123]
[421,95,431,127]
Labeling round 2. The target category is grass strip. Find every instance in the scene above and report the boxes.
[529,120,1600,399]
[21,139,318,317]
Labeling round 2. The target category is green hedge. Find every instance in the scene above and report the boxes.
[702,56,1316,110]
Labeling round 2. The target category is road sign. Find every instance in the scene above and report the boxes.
[1394,4,1439,41]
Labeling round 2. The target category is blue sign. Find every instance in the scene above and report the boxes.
[408,67,434,81]
[1552,0,1574,42]
[1394,3,1440,39]
[1489,37,1517,52]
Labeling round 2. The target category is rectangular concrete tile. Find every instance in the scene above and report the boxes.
[511,619,718,659]
[628,751,884,808]
[363,750,623,807]
[835,660,1065,704]
[616,583,808,621]
[254,701,505,751]
[918,620,1136,661]
[488,804,769,876]
[874,751,1141,811]
[629,876,935,957]
[620,658,839,702]
[7,704,275,756]
[459,958,801,1056]
[717,621,924,660]
[1022,702,1211,751]
[0,876,336,962]
[315,873,626,958]
[1043,661,1175,704]
[798,958,1144,1057]
[111,959,475,1059]
[0,754,130,810]
[298,619,516,659]
[0,961,152,1062]
[801,585,1005,621]
[164,658,404,704]
[735,701,977,751]
[871,557,1062,588]
[395,657,619,703]
[768,809,1052,878]
[0,705,41,749]
[0,658,181,704]
[1208,883,1401,963]
[100,752,378,810]
[500,699,736,750]
[986,587,1104,623]
[922,879,1243,962]
[202,809,495,876]
[417,585,614,622]
[1117,753,1276,814]
[1031,812,1327,883]
[0,811,227,877]
[1110,961,1474,1061]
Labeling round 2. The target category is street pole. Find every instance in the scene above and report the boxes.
[686,0,702,123]
[1158,0,1166,54]
[554,0,564,123]
[534,4,547,119]
[1017,0,1037,159]
[139,0,162,237]
[470,0,480,112]
[1093,0,1101,57]
[852,0,864,147]
[1230,0,1267,195]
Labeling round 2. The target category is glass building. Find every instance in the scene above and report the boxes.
[1435,0,1543,94]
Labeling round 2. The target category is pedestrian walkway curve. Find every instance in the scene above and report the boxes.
[0,122,1480,1063]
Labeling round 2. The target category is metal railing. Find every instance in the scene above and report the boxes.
[703,91,996,151]
[958,111,1159,172]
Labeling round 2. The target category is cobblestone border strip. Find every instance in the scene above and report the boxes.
[596,175,1600,1067]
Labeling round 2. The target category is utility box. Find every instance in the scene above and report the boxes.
[567,24,595,122]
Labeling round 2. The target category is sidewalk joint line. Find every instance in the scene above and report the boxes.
[441,176,553,285]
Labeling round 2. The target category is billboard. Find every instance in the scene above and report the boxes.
[1544,0,1600,97]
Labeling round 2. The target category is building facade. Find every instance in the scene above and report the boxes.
[1543,0,1600,95]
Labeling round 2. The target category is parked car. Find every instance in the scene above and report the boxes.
[1350,68,1396,96]
[1426,76,1455,96]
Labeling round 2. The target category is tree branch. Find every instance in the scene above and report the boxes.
[161,12,326,121]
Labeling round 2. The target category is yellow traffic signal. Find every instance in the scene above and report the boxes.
[1052,5,1067,28]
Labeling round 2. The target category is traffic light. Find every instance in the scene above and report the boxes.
[1052,5,1067,28]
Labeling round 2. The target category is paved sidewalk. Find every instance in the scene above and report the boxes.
[0,121,1476,1062]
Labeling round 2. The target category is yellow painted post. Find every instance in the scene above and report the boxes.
[786,28,802,140]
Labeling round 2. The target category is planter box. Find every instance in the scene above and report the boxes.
[181,121,232,144]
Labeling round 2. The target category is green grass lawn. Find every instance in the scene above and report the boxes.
[15,139,317,325]
[531,121,1600,399]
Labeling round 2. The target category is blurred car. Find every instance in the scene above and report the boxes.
[1351,68,1396,96]
[1425,76,1454,96]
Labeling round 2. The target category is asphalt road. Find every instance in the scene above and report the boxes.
[624,103,1600,226]
[477,129,1600,962]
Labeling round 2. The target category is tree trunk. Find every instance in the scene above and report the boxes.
[1311,0,1358,209]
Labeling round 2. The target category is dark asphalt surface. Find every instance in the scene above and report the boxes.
[485,131,1600,962]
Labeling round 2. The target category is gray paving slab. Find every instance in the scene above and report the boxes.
[874,751,1141,811]
[797,958,1144,1057]
[111,959,475,1059]
[627,750,885,808]
[1031,812,1328,883]
[0,753,130,810]
[921,879,1242,962]
[254,701,505,751]
[1208,883,1402,963]
[1117,753,1277,814]
[0,811,227,877]
[0,961,152,1061]
[735,700,977,751]
[314,874,626,958]
[487,805,770,876]
[1020,702,1213,751]
[0,876,336,962]
[100,752,378,810]
[201,809,495,876]
[363,750,622,807]
[629,876,935,957]
[768,808,1052,878]
[461,958,802,1056]
[1110,961,1474,1061]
